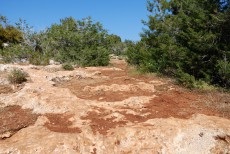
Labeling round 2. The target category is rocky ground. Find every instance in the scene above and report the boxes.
[0,58,229,153]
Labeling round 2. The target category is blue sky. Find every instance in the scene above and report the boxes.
[0,0,149,41]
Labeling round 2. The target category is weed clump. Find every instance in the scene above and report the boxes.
[8,68,28,84]
[62,63,74,71]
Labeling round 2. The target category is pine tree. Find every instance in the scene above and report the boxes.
[136,0,230,88]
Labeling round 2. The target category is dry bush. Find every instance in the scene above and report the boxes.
[7,68,28,84]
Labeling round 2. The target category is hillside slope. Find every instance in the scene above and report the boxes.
[0,58,229,153]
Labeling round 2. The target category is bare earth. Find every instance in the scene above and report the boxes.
[0,58,229,153]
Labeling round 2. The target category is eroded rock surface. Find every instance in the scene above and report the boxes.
[0,60,229,153]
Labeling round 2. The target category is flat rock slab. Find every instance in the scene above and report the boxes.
[0,60,229,153]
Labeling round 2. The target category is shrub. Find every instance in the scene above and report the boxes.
[80,47,109,66]
[43,17,110,67]
[176,70,215,90]
[62,63,74,70]
[0,44,30,63]
[8,68,28,84]
[176,70,196,89]
[28,52,50,66]
[126,42,144,66]
[216,60,230,88]
[126,0,230,89]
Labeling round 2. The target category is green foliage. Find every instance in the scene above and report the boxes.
[8,68,28,84]
[0,16,112,67]
[105,34,126,55]
[0,23,23,50]
[62,63,74,70]
[0,16,37,64]
[0,44,30,63]
[28,52,50,65]
[80,47,109,66]
[15,18,37,49]
[0,26,23,46]
[176,70,215,90]
[0,43,48,65]
[0,15,23,46]
[126,41,143,66]
[40,17,110,66]
[216,59,230,87]
[127,0,230,89]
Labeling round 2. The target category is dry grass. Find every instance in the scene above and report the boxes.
[7,69,28,84]
[203,91,230,118]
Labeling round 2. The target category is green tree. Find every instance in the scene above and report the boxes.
[43,17,110,66]
[128,0,230,88]
[105,34,121,54]
[15,18,36,49]
[0,15,23,47]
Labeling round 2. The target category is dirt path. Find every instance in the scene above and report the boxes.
[0,59,229,153]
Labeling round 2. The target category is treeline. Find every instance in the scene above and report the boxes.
[127,0,230,89]
[0,16,128,66]
[1,0,230,89]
